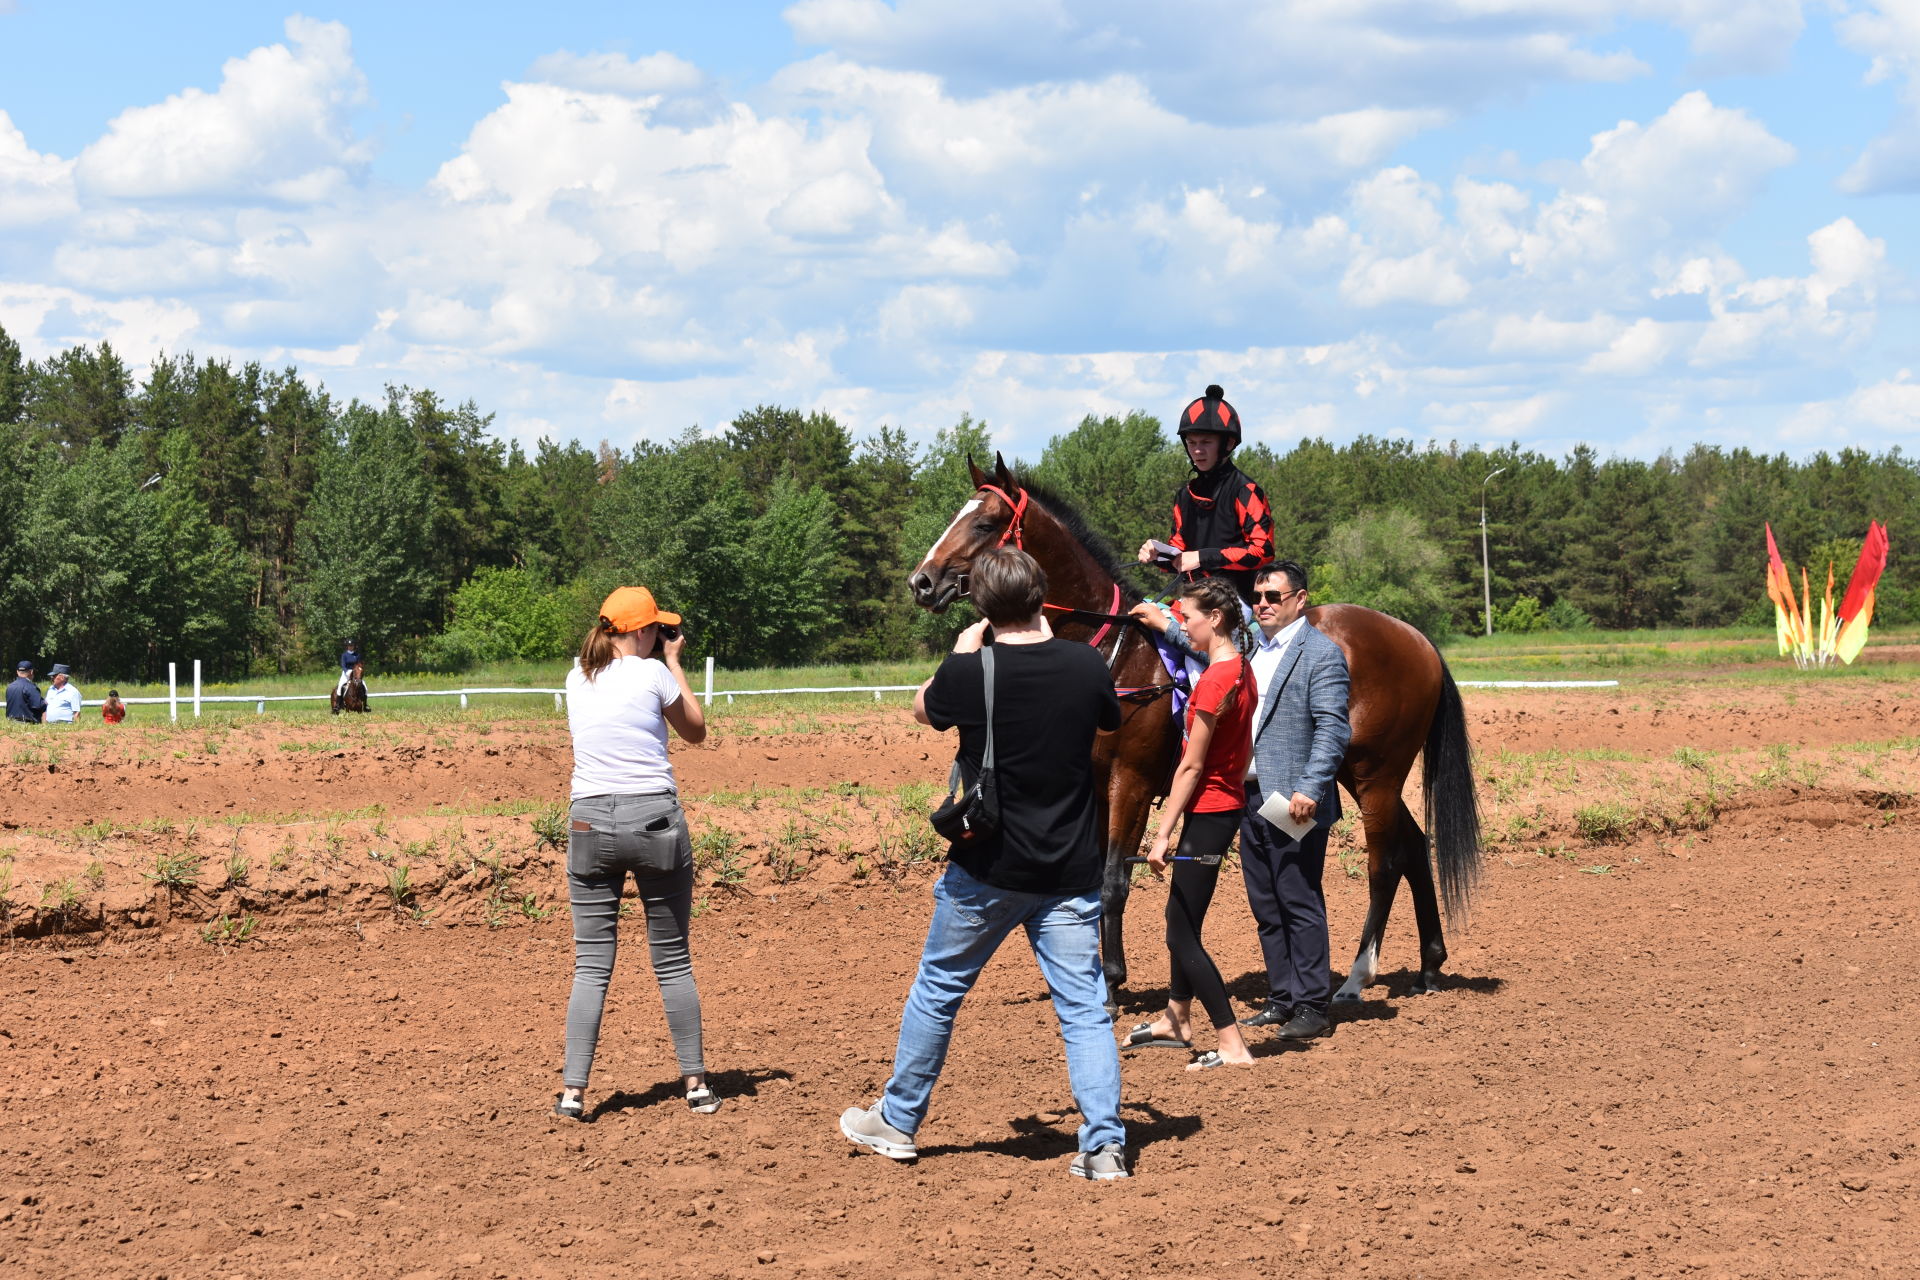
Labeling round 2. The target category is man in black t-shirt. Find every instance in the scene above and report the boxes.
[840,548,1130,1181]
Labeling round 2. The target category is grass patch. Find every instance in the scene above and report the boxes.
[200,913,259,945]
[1573,801,1635,844]
[145,849,204,891]
[530,805,567,851]
[694,829,747,890]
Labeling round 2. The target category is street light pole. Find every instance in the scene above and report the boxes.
[1480,466,1506,637]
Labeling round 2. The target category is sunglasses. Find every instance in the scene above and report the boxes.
[1253,589,1301,604]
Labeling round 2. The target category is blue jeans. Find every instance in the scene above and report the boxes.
[881,863,1125,1152]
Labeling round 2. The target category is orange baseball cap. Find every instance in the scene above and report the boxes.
[599,586,680,633]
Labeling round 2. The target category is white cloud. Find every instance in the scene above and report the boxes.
[0,110,77,227]
[1578,91,1795,235]
[783,0,1648,125]
[1784,369,1920,441]
[74,16,370,201]
[9,11,1914,464]
[524,50,707,96]
[0,282,199,360]
[1838,1,1920,192]
[1658,0,1805,74]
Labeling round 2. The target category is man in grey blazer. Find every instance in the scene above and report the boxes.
[1236,560,1352,1041]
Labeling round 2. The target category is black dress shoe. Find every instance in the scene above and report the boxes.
[1238,1002,1294,1029]
[1273,1006,1332,1041]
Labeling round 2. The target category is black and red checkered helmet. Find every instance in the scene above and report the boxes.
[1176,384,1241,448]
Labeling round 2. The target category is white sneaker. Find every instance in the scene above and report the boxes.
[1070,1143,1130,1181]
[839,1103,918,1160]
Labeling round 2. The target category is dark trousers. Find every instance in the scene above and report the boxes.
[1239,780,1331,1013]
[1163,810,1243,1030]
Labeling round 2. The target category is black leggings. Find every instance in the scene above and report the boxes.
[1164,809,1243,1030]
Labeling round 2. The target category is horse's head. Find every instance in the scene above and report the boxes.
[908,452,1026,612]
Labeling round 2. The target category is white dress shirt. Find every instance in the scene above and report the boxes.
[1245,616,1306,778]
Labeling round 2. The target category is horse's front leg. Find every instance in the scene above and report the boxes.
[1099,847,1131,1006]
[1099,768,1160,1009]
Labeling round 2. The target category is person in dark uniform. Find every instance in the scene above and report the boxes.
[336,640,363,696]
[6,660,47,723]
[1136,384,1275,606]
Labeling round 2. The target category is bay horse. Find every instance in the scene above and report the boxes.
[908,454,1482,1006]
[331,664,369,715]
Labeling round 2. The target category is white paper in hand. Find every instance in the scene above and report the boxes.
[1256,789,1316,841]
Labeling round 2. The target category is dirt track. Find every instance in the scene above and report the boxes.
[3,682,1918,1277]
[5,679,1918,834]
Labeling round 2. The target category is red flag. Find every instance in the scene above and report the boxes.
[1837,521,1889,623]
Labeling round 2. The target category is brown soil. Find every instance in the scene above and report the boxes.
[2,684,1917,1277]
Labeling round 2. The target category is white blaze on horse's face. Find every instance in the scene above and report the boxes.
[923,499,982,568]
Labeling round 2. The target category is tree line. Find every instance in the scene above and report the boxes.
[2,326,1913,680]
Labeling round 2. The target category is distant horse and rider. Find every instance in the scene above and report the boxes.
[331,663,369,715]
[332,639,369,714]
[908,453,1482,1008]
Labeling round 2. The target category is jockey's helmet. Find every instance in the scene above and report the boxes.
[1175,385,1241,449]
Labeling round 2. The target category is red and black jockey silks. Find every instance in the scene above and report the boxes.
[1169,459,1275,604]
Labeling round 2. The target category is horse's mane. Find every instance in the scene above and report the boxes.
[1015,475,1142,605]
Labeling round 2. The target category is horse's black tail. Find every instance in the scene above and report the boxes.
[1422,657,1482,926]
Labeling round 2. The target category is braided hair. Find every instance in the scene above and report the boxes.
[1179,576,1252,716]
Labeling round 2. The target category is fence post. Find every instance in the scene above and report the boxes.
[704,655,714,707]
[554,692,563,711]
[168,663,178,723]
[459,693,468,710]
[193,659,202,718]
[256,700,264,715]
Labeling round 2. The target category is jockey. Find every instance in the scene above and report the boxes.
[337,640,363,695]
[1135,384,1274,606]
[1132,386,1275,690]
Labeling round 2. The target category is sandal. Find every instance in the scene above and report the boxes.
[553,1092,587,1122]
[686,1085,722,1115]
[1188,1050,1226,1069]
[1122,1021,1191,1051]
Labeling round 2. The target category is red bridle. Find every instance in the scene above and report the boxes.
[974,482,1121,649]
[976,483,1029,549]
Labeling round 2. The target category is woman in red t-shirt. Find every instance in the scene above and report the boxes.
[1123,577,1256,1070]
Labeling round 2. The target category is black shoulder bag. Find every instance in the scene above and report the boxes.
[929,647,1001,844]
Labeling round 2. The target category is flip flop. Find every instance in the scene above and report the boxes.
[1188,1050,1226,1069]
[1121,1021,1191,1051]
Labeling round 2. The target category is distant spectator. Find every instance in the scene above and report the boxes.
[6,661,46,724]
[102,689,127,724]
[43,665,81,724]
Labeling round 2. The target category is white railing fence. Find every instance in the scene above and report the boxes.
[77,656,1618,722]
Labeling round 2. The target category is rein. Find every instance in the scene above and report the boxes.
[969,481,1176,702]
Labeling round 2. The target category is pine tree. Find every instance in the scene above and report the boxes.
[296,402,436,662]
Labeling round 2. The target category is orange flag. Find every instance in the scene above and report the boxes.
[1764,524,1798,655]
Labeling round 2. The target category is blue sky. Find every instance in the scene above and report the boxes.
[3,2,1919,461]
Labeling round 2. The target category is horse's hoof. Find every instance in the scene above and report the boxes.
[1408,972,1443,995]
[1331,988,1364,1004]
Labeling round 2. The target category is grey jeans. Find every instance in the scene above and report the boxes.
[562,793,704,1088]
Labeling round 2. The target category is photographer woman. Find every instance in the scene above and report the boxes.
[1125,576,1257,1070]
[555,586,719,1119]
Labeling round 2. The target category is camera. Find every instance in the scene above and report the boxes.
[658,623,681,641]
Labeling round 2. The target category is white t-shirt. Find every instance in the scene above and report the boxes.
[44,682,82,724]
[565,656,682,799]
